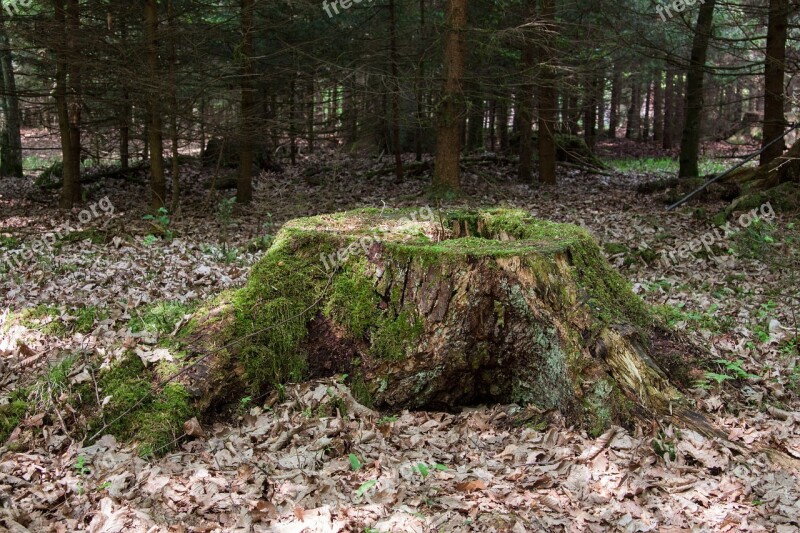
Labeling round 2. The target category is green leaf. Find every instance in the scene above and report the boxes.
[417,463,430,478]
[433,463,448,471]
[355,479,377,498]
[348,453,362,471]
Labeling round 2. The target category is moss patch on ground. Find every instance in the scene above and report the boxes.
[84,355,194,457]
[0,394,28,444]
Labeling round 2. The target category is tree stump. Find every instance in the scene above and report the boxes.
[180,208,695,436]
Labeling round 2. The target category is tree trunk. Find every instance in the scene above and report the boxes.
[53,0,78,208]
[167,0,180,212]
[608,61,622,138]
[517,41,534,182]
[583,78,597,149]
[537,0,557,185]
[388,0,404,181]
[641,79,651,140]
[760,0,788,165]
[0,7,22,178]
[66,0,81,204]
[626,81,640,140]
[497,98,509,153]
[238,0,255,204]
[175,209,700,443]
[306,79,315,154]
[415,0,427,161]
[466,92,484,153]
[653,71,663,143]
[432,0,467,195]
[678,0,716,178]
[145,0,166,211]
[662,69,675,149]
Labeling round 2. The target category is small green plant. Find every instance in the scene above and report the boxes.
[349,453,363,471]
[75,306,108,334]
[652,431,678,461]
[74,455,91,476]
[378,415,398,425]
[143,234,158,246]
[355,479,377,499]
[0,235,19,249]
[239,396,253,413]
[143,207,173,240]
[712,359,758,380]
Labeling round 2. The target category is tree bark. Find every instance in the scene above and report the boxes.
[653,71,663,143]
[583,78,597,149]
[497,98,509,153]
[608,61,622,138]
[66,0,81,204]
[517,41,534,182]
[662,69,675,149]
[145,0,166,211]
[432,0,467,195]
[0,7,22,178]
[678,0,716,178]
[167,0,180,212]
[537,0,557,185]
[760,0,788,165]
[53,0,78,208]
[626,80,641,140]
[238,0,255,204]
[388,0,404,181]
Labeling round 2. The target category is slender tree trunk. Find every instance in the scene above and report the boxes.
[626,81,641,140]
[567,95,580,135]
[432,0,467,195]
[145,0,165,210]
[388,0,403,181]
[415,0,426,161]
[596,75,605,135]
[66,0,81,203]
[306,78,315,154]
[517,43,534,182]
[662,69,674,149]
[678,0,716,178]
[488,99,496,152]
[537,0,557,185]
[642,79,651,140]
[466,96,484,153]
[608,61,622,138]
[289,76,297,165]
[0,7,22,178]
[167,0,180,212]
[583,78,597,149]
[653,71,663,143]
[54,0,77,207]
[760,0,788,165]
[497,98,509,152]
[238,0,255,203]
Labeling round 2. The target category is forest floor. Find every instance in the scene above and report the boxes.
[0,141,799,532]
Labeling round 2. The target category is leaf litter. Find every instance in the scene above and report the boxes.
[0,152,799,531]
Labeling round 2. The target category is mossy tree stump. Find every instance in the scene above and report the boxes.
[179,208,693,436]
